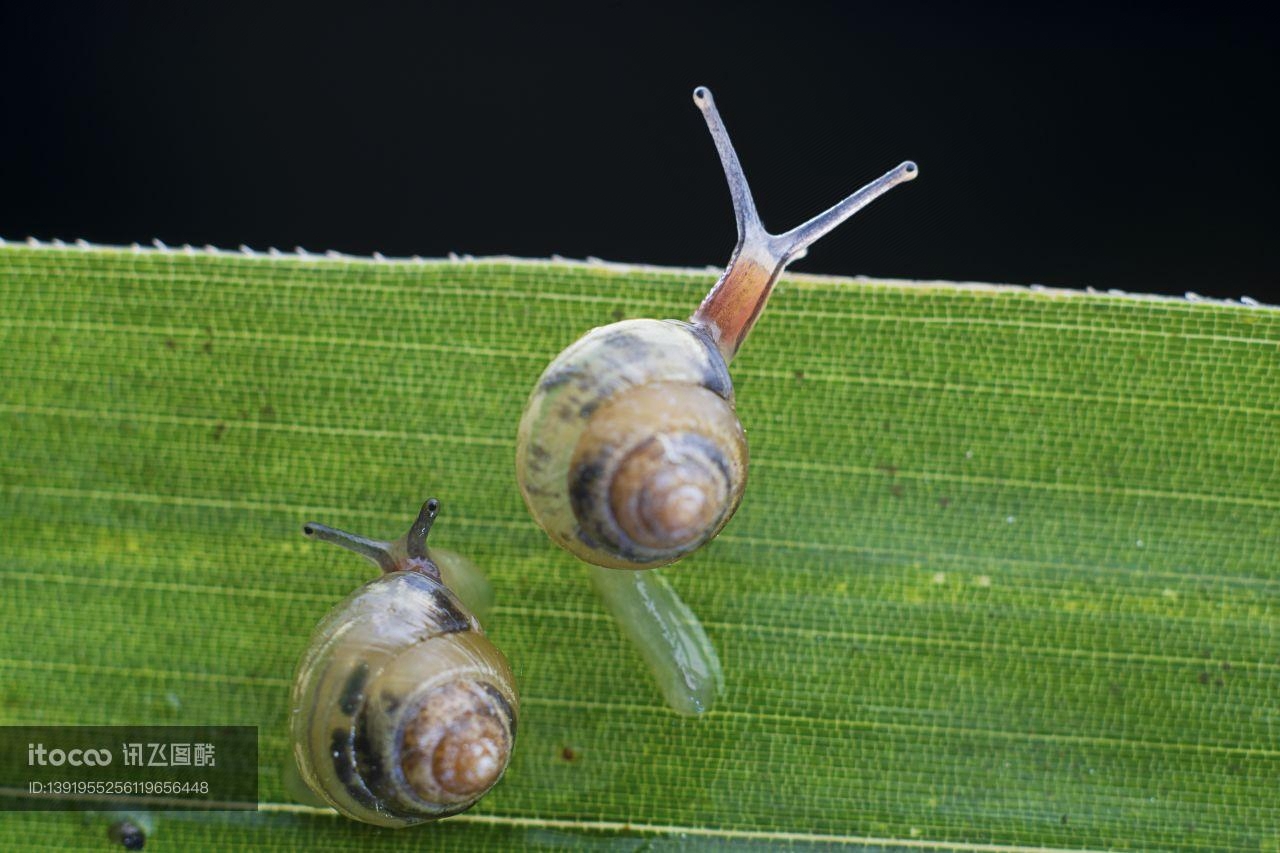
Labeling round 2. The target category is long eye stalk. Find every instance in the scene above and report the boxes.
[302,522,398,573]
[689,86,917,362]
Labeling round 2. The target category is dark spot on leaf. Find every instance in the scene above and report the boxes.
[260,405,276,420]
[876,463,898,478]
[1214,677,1224,688]
[49,335,60,345]
[203,340,213,354]
[1220,661,1231,671]
[1199,647,1213,659]
[1060,814,1068,826]
[793,370,805,383]
[164,338,177,350]
[612,308,625,322]
[1198,671,1211,685]
[938,496,951,509]
[560,745,578,762]
[212,422,226,441]
[108,820,146,850]
[889,483,905,498]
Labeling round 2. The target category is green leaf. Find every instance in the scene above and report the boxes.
[1,244,1277,851]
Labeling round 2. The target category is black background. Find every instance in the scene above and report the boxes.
[3,3,1276,300]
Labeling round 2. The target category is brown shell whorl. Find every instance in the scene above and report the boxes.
[569,381,747,568]
[399,679,514,805]
[610,435,728,551]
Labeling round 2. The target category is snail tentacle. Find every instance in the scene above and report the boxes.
[301,523,398,573]
[405,498,441,559]
[774,160,918,263]
[691,86,766,248]
[690,85,918,362]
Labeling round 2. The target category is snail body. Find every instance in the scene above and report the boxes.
[290,500,517,827]
[588,564,724,715]
[517,86,917,571]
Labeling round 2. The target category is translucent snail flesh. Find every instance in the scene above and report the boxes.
[290,500,518,827]
[517,86,917,570]
[588,564,724,716]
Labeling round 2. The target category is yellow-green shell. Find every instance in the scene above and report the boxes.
[290,570,518,827]
[516,318,744,569]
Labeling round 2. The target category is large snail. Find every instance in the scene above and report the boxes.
[514,87,917,716]
[289,499,518,827]
[517,86,917,571]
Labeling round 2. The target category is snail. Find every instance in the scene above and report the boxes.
[289,499,518,827]
[517,85,917,570]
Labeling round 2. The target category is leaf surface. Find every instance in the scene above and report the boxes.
[1,245,1277,851]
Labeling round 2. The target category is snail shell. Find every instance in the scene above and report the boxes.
[516,87,916,571]
[290,501,518,827]
[517,318,747,569]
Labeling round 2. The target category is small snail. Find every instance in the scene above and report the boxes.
[517,86,917,570]
[290,499,518,827]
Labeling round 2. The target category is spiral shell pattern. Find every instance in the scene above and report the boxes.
[290,571,518,827]
[517,318,747,569]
